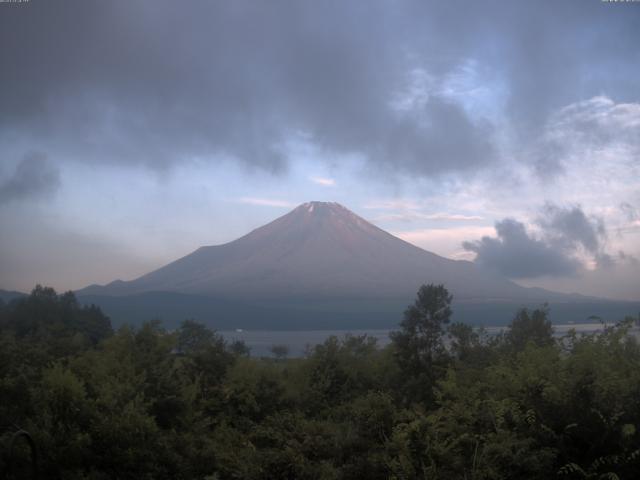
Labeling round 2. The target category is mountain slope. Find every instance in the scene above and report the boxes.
[80,202,559,302]
[0,289,27,303]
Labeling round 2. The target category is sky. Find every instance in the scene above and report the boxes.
[0,0,639,300]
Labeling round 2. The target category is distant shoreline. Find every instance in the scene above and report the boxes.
[218,322,637,358]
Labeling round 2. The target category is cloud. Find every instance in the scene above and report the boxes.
[365,199,483,223]
[620,202,638,222]
[517,254,640,301]
[377,212,483,222]
[531,96,640,177]
[394,225,494,261]
[552,96,640,144]
[463,219,582,278]
[0,214,158,292]
[0,152,60,205]
[617,251,639,267]
[309,176,336,187]
[1,1,637,179]
[1,1,639,298]
[463,205,615,278]
[236,197,295,208]
[364,200,421,211]
[538,204,605,255]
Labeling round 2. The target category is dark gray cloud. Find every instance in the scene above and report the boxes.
[538,204,605,255]
[0,152,60,205]
[620,202,638,222]
[1,0,638,176]
[462,218,581,278]
[463,205,614,278]
[618,251,639,267]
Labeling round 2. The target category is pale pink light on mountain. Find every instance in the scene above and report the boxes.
[80,202,571,302]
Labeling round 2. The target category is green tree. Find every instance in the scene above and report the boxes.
[506,305,554,351]
[390,284,452,404]
[270,344,290,361]
[1,285,112,348]
[177,319,217,355]
[229,339,251,357]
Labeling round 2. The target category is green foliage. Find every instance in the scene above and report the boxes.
[0,285,112,358]
[270,344,290,360]
[390,284,453,404]
[177,319,218,354]
[391,284,453,370]
[506,305,554,351]
[1,285,639,479]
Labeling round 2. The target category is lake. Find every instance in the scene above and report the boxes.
[219,322,618,358]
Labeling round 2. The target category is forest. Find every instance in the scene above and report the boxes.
[1,285,639,479]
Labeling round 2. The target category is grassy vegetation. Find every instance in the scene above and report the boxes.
[1,285,639,479]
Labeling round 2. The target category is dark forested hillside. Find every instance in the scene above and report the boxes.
[1,285,639,479]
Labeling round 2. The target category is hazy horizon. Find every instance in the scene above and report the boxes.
[1,1,639,301]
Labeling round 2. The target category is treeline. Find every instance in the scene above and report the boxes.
[1,284,639,479]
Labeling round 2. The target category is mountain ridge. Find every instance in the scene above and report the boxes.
[78,201,590,303]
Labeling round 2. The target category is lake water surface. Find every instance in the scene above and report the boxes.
[219,322,617,357]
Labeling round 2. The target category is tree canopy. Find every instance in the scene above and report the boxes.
[1,284,639,479]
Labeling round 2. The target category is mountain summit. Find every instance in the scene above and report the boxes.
[82,201,537,301]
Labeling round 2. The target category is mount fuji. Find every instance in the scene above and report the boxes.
[77,202,634,328]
